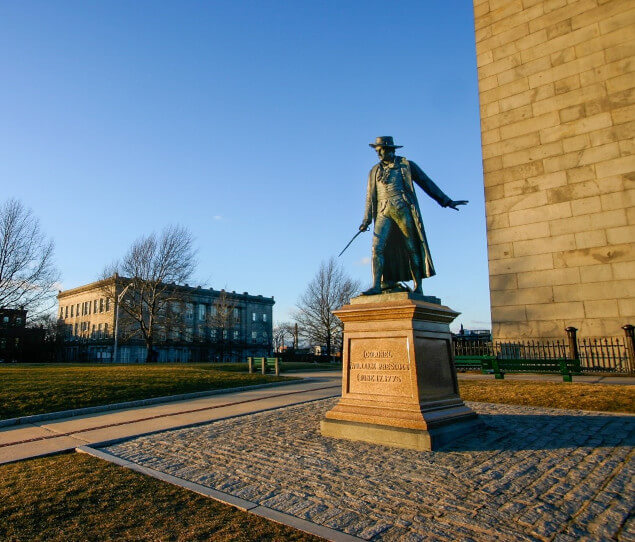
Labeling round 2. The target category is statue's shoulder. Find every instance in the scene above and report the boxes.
[368,163,380,177]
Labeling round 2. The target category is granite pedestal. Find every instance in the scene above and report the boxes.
[321,292,479,450]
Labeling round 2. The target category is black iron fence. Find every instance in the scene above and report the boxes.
[453,325,635,374]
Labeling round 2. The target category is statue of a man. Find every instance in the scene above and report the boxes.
[360,136,467,295]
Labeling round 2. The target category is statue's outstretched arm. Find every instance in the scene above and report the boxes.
[410,161,468,211]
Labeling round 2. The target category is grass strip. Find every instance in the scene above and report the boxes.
[0,453,322,542]
[459,379,634,413]
[0,364,293,420]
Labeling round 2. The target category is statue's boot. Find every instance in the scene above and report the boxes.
[361,285,382,295]
[362,254,384,295]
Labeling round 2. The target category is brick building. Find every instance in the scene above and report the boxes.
[473,0,634,339]
[57,277,274,362]
[0,308,47,362]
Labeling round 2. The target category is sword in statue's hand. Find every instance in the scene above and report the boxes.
[338,226,369,257]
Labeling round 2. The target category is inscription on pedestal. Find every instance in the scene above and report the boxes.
[347,337,413,398]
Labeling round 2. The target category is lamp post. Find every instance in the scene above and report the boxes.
[113,282,133,364]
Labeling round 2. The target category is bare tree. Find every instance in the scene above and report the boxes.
[273,321,295,352]
[293,258,360,358]
[206,289,239,362]
[101,225,196,363]
[0,199,59,316]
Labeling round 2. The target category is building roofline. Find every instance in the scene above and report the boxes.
[57,276,275,304]
[57,277,115,298]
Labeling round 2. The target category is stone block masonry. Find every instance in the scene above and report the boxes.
[474,0,635,340]
[101,398,634,540]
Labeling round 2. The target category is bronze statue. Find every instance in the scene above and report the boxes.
[359,136,467,295]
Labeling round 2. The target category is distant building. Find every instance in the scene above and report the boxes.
[452,324,492,342]
[0,307,46,362]
[57,277,274,362]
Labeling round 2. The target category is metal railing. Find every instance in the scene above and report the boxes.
[453,325,635,374]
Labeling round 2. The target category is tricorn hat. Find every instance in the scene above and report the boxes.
[369,136,403,149]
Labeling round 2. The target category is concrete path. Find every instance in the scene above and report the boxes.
[458,372,635,385]
[0,372,341,465]
[2,370,632,465]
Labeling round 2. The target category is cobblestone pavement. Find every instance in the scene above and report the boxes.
[104,399,634,541]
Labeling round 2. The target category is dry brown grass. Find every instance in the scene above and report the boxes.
[459,379,634,413]
[0,364,291,420]
[0,453,322,542]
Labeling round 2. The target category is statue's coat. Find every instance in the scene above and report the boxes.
[362,157,452,283]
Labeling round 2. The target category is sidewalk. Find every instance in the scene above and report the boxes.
[2,370,632,465]
[458,372,635,385]
[0,372,341,465]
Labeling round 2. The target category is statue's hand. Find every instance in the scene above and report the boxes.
[448,200,468,211]
[359,222,370,232]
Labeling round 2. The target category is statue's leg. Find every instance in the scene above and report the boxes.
[393,209,423,293]
[362,214,391,295]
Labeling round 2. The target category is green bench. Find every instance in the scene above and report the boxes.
[489,357,581,382]
[247,357,280,376]
[454,355,494,371]
[454,355,581,382]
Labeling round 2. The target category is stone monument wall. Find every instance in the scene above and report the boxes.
[473,0,634,339]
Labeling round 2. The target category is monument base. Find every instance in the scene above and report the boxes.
[322,292,479,451]
[320,416,481,451]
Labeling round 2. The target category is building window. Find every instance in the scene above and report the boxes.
[76,303,80,316]
[185,303,193,321]
[233,330,239,340]
[65,306,68,318]
[198,304,206,320]
[2,316,9,324]
[262,313,267,322]
[98,323,102,338]
[15,317,22,325]
[222,329,228,340]
[105,298,110,311]
[60,309,64,319]
[252,331,257,342]
[74,323,78,335]
[252,312,256,322]
[70,305,74,318]
[94,300,98,313]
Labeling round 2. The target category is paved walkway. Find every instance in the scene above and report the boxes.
[95,397,635,541]
[2,370,632,465]
[0,373,341,464]
[2,370,634,539]
[458,372,635,385]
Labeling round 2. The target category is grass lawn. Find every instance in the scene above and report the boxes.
[459,379,634,413]
[0,363,294,420]
[0,453,321,542]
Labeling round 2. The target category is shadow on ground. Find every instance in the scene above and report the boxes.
[444,412,635,452]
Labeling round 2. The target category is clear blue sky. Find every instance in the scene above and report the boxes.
[1,1,490,331]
